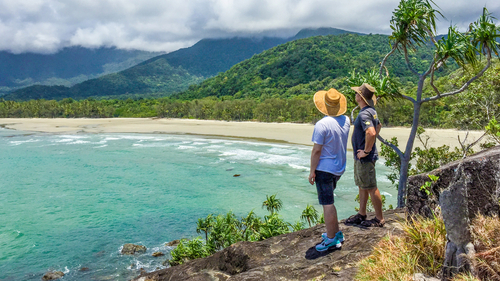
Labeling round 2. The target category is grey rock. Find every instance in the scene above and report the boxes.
[42,271,64,280]
[165,240,180,247]
[440,168,477,280]
[406,145,500,220]
[134,209,405,281]
[121,243,147,255]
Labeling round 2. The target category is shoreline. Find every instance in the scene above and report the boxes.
[0,118,486,150]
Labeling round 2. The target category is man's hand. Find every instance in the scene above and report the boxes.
[308,172,316,185]
[357,149,368,159]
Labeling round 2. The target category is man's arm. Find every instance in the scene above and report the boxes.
[356,126,377,159]
[309,143,323,185]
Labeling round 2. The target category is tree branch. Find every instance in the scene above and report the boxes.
[402,94,416,103]
[404,46,421,76]
[429,58,442,97]
[424,51,492,103]
[377,135,404,159]
[458,131,487,159]
[380,43,398,78]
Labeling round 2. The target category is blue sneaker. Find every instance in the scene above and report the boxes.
[321,231,344,244]
[316,236,341,252]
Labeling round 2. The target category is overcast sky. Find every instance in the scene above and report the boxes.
[1,0,499,54]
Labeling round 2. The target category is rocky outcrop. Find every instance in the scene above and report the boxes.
[165,240,180,247]
[406,145,500,220]
[134,209,404,281]
[121,244,147,255]
[440,171,476,279]
[42,271,64,280]
[406,146,500,280]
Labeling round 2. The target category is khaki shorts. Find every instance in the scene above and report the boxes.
[354,160,377,189]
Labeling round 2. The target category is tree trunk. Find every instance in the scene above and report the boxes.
[397,78,423,208]
[397,155,410,208]
[440,166,477,280]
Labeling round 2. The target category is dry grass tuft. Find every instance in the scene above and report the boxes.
[355,214,500,281]
[355,215,446,281]
[471,214,500,281]
[452,272,481,281]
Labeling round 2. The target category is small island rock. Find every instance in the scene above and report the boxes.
[42,271,64,280]
[165,240,180,247]
[121,243,147,255]
[152,252,165,257]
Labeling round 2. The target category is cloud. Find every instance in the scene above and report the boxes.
[0,0,499,54]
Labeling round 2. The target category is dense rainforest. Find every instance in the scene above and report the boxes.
[1,61,498,130]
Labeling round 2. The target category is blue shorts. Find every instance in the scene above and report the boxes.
[315,170,341,205]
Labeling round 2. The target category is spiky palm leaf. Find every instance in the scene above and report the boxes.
[389,0,443,50]
[435,26,479,68]
[469,7,500,57]
[262,194,283,214]
[301,204,319,227]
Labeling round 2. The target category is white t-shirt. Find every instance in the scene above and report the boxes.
[311,115,351,176]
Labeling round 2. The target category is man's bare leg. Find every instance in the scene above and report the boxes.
[358,187,370,216]
[368,187,385,223]
[323,204,339,238]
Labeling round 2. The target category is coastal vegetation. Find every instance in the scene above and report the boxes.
[168,195,312,266]
[0,58,498,130]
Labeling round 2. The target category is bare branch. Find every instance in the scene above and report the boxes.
[424,27,438,45]
[404,46,421,76]
[380,43,398,78]
[423,57,437,77]
[458,131,487,159]
[401,94,416,103]
[424,51,492,103]
[378,135,404,159]
[429,59,442,96]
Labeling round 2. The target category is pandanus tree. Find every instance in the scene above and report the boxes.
[196,214,214,243]
[301,204,319,228]
[365,0,499,208]
[262,194,283,214]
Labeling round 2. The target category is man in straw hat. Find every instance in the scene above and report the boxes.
[345,83,385,227]
[309,88,350,251]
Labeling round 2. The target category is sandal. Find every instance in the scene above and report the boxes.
[345,213,367,225]
[360,217,385,227]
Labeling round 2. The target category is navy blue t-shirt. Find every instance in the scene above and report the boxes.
[352,106,380,162]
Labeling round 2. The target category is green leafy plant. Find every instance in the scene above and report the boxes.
[262,194,283,214]
[485,117,500,144]
[168,237,210,266]
[420,174,439,196]
[301,204,319,227]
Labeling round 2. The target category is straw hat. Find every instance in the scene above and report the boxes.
[351,83,377,107]
[313,88,347,117]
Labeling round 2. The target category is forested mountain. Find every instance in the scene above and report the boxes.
[174,33,442,100]
[4,27,364,101]
[0,47,161,94]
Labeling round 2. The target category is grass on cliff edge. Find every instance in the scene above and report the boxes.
[355,214,500,281]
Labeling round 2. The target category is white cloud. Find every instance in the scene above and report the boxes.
[0,0,498,54]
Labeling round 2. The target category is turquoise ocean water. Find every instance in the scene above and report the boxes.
[0,127,396,280]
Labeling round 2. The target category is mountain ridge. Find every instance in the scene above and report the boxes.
[4,27,366,101]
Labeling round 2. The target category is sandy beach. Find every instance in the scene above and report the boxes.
[0,118,487,151]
